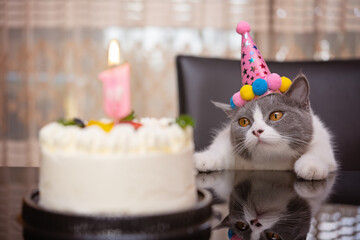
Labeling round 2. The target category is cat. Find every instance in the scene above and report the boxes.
[197,171,336,240]
[194,74,337,180]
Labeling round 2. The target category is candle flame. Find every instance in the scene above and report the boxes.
[108,39,121,66]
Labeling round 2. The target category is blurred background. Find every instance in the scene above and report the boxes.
[1,0,360,166]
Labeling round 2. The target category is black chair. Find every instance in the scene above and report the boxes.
[176,55,360,170]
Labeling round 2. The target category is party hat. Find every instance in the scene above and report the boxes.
[230,21,292,108]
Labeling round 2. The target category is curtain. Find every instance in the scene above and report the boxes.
[1,0,359,166]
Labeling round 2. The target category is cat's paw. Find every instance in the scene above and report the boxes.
[328,160,338,172]
[194,151,222,172]
[294,155,329,180]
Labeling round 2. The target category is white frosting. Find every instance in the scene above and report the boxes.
[38,118,197,216]
[39,118,193,154]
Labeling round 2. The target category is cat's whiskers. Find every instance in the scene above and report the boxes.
[263,135,310,146]
[231,123,314,160]
[233,142,246,154]
[280,136,312,146]
[250,136,285,148]
[232,138,249,156]
[234,147,246,157]
[233,136,289,158]
[282,133,313,139]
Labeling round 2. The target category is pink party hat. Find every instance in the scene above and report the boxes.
[230,21,292,108]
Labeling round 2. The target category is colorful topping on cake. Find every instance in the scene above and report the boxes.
[176,115,195,129]
[118,121,143,130]
[118,111,142,129]
[40,117,194,154]
[119,111,136,121]
[57,118,85,128]
[53,114,194,134]
[87,120,114,132]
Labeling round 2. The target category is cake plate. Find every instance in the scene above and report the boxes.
[22,189,212,240]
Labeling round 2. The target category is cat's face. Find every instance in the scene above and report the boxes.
[217,75,313,160]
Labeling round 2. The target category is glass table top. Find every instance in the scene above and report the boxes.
[199,170,360,240]
[1,167,359,240]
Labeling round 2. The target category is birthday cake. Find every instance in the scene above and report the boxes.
[38,115,197,216]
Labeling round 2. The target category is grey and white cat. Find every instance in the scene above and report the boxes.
[194,75,337,180]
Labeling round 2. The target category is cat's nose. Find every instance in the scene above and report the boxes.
[252,129,264,137]
[250,219,262,227]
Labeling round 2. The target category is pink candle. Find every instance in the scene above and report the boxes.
[98,40,131,120]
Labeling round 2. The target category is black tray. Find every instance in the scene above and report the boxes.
[22,189,212,240]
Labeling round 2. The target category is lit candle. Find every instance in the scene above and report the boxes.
[98,39,131,121]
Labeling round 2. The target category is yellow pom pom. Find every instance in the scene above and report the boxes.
[280,77,292,93]
[240,85,255,101]
[87,120,114,132]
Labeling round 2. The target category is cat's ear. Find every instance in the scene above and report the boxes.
[212,101,236,118]
[213,215,230,230]
[284,74,310,107]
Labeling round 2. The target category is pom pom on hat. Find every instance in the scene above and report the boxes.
[280,76,292,92]
[236,21,251,35]
[240,85,255,101]
[232,91,247,107]
[252,78,268,96]
[230,96,236,109]
[267,73,282,91]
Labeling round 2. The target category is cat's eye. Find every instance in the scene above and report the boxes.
[238,118,250,127]
[235,221,249,231]
[269,111,284,121]
[266,232,282,240]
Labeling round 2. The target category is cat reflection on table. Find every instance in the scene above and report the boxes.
[197,171,336,240]
[195,75,337,180]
